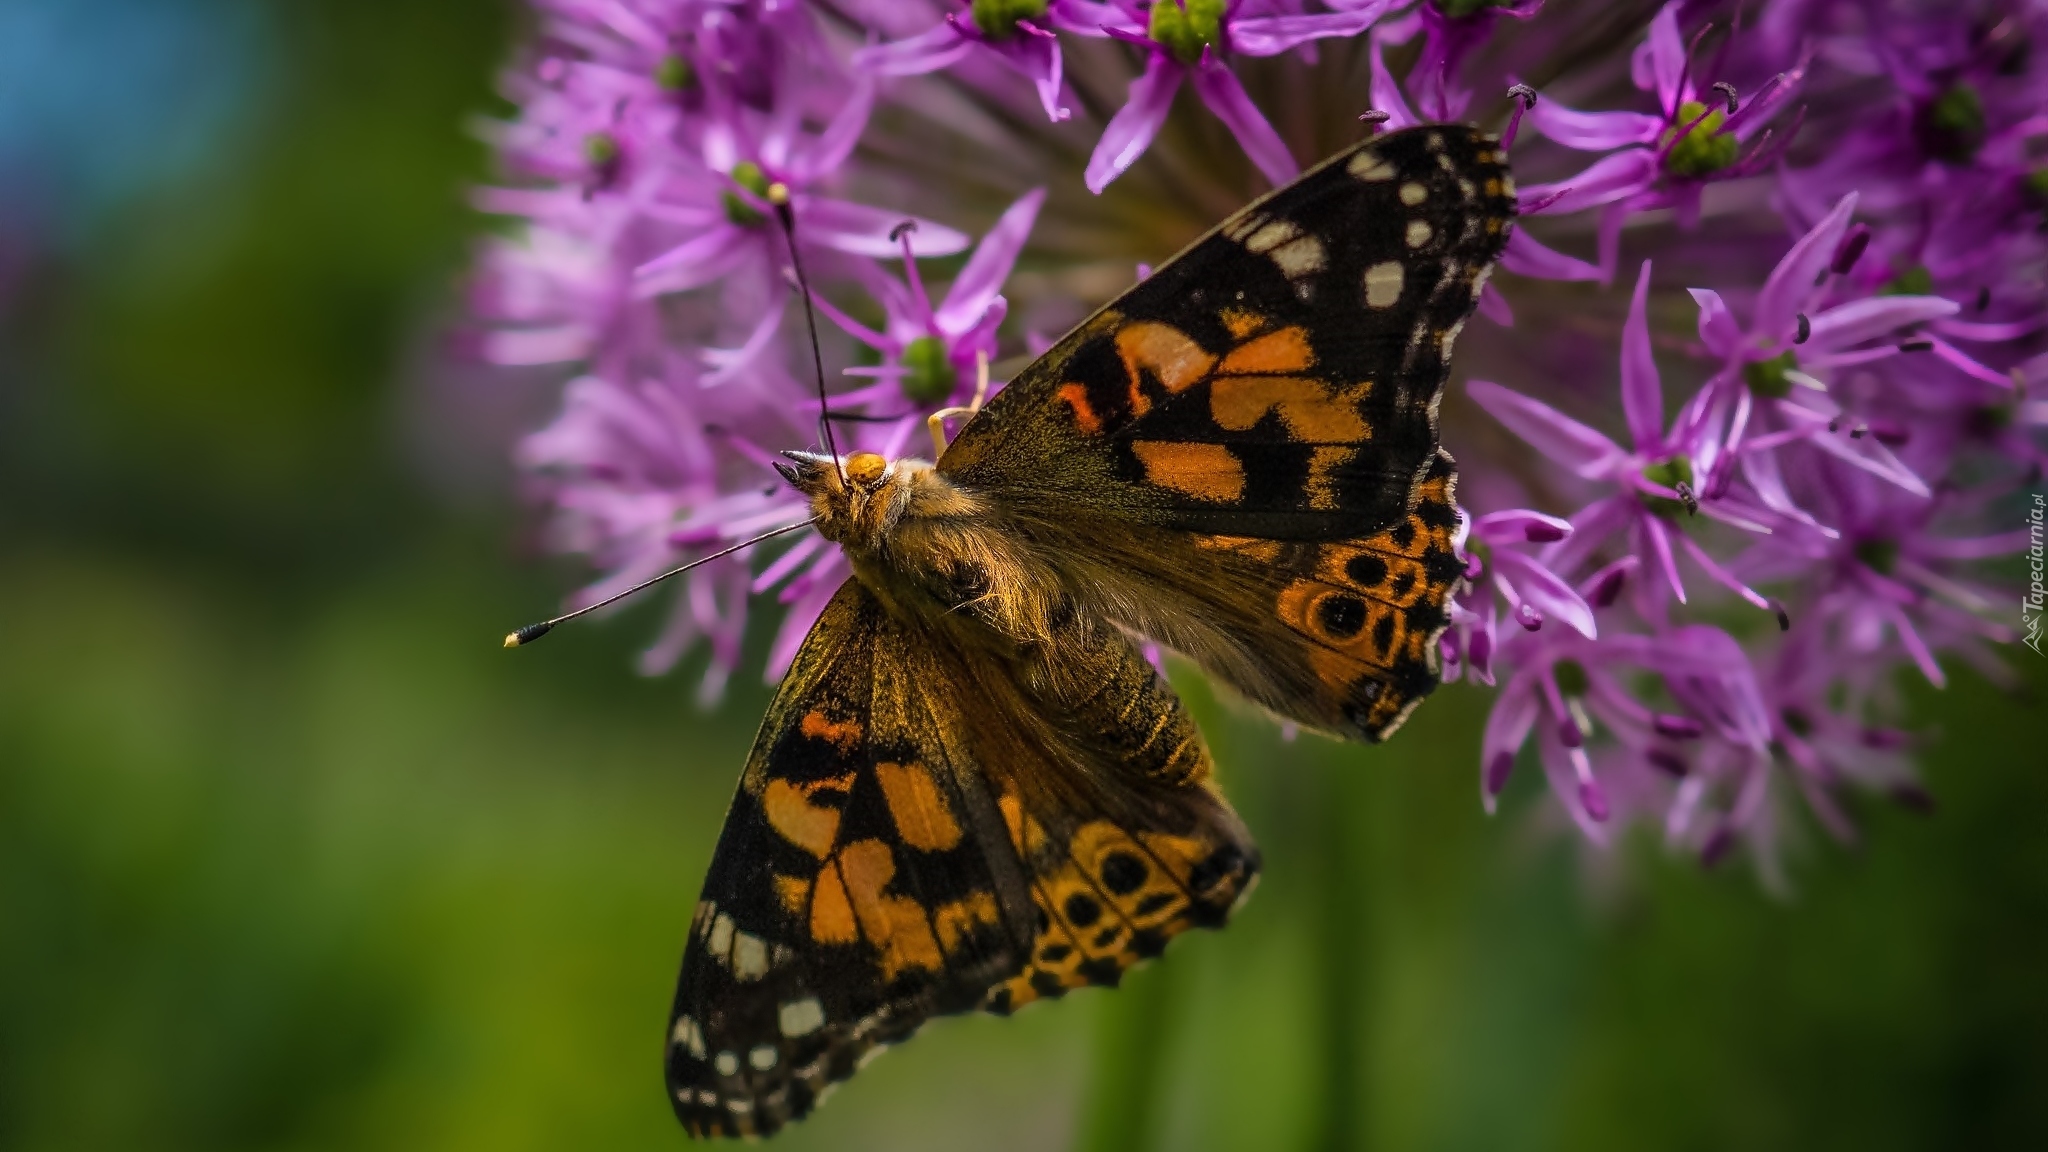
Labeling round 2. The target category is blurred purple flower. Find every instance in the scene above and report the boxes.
[855,1,1126,123]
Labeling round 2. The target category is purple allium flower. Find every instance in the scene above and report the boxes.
[1083,0,1403,192]
[469,0,2048,878]
[1520,1,1808,278]
[855,1,1124,123]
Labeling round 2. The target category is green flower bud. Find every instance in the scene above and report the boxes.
[722,161,772,227]
[1149,0,1225,66]
[1661,101,1737,177]
[1913,82,1986,165]
[655,54,694,93]
[899,336,958,405]
[971,0,1049,41]
[1853,538,1899,575]
[1744,350,1799,399]
[1553,658,1590,697]
[1640,455,1695,519]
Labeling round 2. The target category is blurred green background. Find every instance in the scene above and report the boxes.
[2,2,2043,1149]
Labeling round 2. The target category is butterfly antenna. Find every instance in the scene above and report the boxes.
[769,183,845,487]
[502,517,820,648]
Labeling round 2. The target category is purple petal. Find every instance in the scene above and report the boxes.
[1676,533,1771,611]
[1640,514,1688,604]
[1500,230,1601,281]
[1686,288,1743,356]
[1475,509,1574,543]
[1620,260,1665,453]
[1495,550,1599,638]
[998,21,1071,122]
[1190,55,1298,187]
[1645,2,1686,112]
[1481,669,1541,807]
[1467,379,1626,477]
[634,226,754,295]
[1754,193,1857,340]
[801,197,970,258]
[1529,99,1664,151]
[853,23,973,76]
[791,75,876,183]
[1928,337,2016,387]
[1518,149,1656,216]
[1229,6,1392,56]
[936,188,1044,335]
[1049,1,1135,38]
[1476,281,1515,326]
[1807,295,1958,350]
[1086,53,1183,193]
[1369,37,1420,130]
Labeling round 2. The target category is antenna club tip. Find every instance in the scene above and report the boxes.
[766,181,790,206]
[505,622,553,648]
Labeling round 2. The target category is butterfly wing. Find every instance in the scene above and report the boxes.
[666,579,1257,1137]
[937,126,1510,740]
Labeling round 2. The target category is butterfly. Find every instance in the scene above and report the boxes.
[664,125,1514,1137]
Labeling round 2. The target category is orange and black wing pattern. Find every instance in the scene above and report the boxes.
[666,581,1257,1137]
[939,125,1513,541]
[938,126,1511,741]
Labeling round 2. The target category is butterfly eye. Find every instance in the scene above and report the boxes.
[845,452,888,487]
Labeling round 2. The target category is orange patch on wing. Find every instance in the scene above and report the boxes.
[1305,446,1355,511]
[1193,534,1284,562]
[1219,307,1269,340]
[1217,326,1314,375]
[761,775,851,858]
[1130,441,1244,502]
[875,761,962,852]
[800,711,863,753]
[1118,322,1216,417]
[773,873,812,915]
[1057,382,1103,435]
[933,892,1000,952]
[1210,376,1371,442]
[809,860,859,945]
[837,838,944,979]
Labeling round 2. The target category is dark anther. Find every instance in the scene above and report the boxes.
[1794,313,1810,344]
[888,219,918,242]
[1827,417,1841,433]
[1898,339,1934,352]
[1507,83,1537,109]
[1772,601,1792,631]
[702,423,727,435]
[1975,286,1991,312]
[1673,480,1699,516]
[1830,225,1870,275]
[1849,423,1868,438]
[1711,81,1739,112]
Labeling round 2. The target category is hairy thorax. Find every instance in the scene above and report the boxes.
[779,450,1069,653]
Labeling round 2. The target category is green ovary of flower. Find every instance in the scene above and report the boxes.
[1853,538,1900,575]
[972,0,1049,40]
[1879,265,1934,297]
[584,132,621,168]
[1914,82,1986,164]
[1553,658,1590,697]
[1661,101,1737,177]
[1149,0,1226,65]
[722,161,772,227]
[2022,169,2048,210]
[900,336,958,404]
[655,54,694,92]
[1640,454,1695,518]
[1745,350,1798,398]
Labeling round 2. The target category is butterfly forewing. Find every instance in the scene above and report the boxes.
[934,126,1510,741]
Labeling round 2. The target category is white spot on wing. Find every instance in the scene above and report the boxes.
[714,1050,740,1077]
[1399,182,1428,206]
[1406,220,1433,248]
[1364,261,1405,308]
[779,997,826,1037]
[672,1015,708,1060]
[733,932,770,981]
[749,1045,779,1071]
[1270,235,1326,279]
[1348,150,1395,181]
[1244,219,1299,254]
[708,913,734,957]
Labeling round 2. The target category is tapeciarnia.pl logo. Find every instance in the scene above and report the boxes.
[2025,493,2045,657]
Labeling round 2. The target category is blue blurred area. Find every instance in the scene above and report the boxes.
[0,0,263,244]
[0,2,2043,1150]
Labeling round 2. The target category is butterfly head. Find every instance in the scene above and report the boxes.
[777,449,914,547]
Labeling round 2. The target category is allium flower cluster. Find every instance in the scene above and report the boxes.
[467,0,2045,874]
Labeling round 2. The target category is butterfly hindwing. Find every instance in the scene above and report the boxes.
[940,125,1513,542]
[667,581,1259,1137]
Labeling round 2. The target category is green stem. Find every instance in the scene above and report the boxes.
[1316,756,1372,1152]
[1076,957,1180,1152]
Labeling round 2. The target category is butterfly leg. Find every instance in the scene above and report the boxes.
[926,350,991,457]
